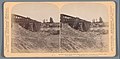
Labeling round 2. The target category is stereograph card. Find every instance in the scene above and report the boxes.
[4,1,116,57]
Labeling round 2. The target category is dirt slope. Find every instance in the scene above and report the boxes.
[11,23,59,53]
[60,23,108,52]
[11,23,108,53]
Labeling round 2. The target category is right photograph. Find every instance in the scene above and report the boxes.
[60,3,109,53]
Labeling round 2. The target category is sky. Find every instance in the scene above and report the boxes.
[12,3,108,22]
[61,3,108,22]
[12,3,59,22]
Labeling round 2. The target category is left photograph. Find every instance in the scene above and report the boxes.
[11,3,60,53]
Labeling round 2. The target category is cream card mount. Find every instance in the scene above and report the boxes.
[4,2,116,57]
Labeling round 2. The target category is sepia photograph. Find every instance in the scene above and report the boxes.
[60,3,109,52]
[11,3,60,53]
[4,2,116,57]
